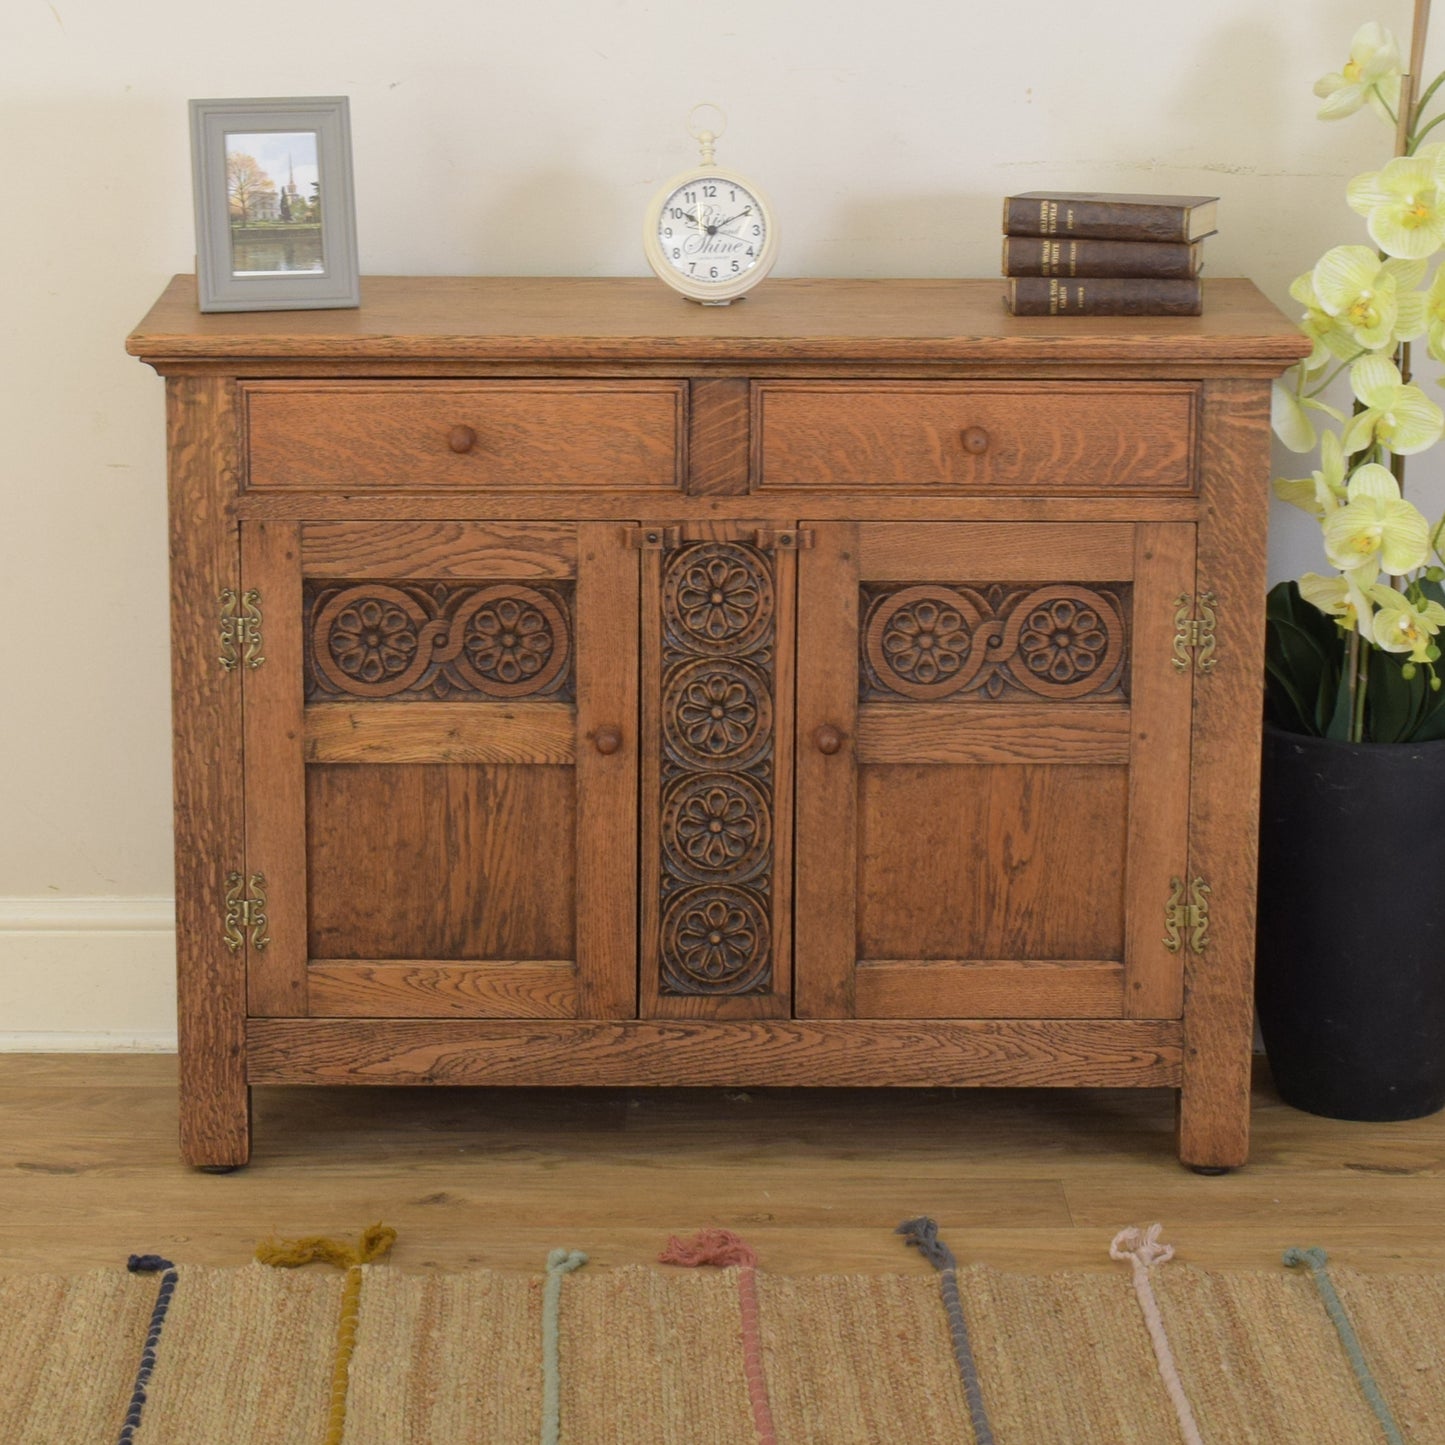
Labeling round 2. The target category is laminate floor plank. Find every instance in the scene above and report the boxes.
[0,1055,1441,1275]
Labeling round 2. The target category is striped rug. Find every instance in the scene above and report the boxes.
[3,1223,1442,1443]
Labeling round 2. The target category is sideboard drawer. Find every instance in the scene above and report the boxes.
[243,381,686,491]
[754,382,1196,492]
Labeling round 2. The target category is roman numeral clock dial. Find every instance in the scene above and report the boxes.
[643,105,779,304]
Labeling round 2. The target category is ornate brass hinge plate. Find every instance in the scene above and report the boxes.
[1171,591,1218,674]
[223,871,271,953]
[1163,875,1211,954]
[219,588,265,672]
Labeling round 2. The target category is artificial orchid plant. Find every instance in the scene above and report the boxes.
[1270,13,1445,742]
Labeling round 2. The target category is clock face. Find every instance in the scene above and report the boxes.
[645,168,776,300]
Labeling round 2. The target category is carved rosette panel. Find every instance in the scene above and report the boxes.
[657,542,776,997]
[861,582,1132,703]
[304,580,574,702]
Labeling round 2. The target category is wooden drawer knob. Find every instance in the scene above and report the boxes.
[448,424,478,454]
[961,425,990,455]
[813,723,844,755]
[593,724,623,756]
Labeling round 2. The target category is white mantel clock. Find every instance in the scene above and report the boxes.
[643,105,779,305]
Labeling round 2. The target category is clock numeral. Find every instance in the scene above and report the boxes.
[672,248,681,259]
[731,260,740,273]
[702,183,717,197]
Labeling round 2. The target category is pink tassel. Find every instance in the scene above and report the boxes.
[660,1230,775,1444]
[659,1228,760,1269]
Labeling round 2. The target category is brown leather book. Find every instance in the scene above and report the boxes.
[1002,236,1205,279]
[1005,277,1204,317]
[1002,192,1219,244]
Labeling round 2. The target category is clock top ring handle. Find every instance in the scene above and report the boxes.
[687,103,727,165]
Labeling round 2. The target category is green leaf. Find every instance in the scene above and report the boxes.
[1324,660,1357,740]
[1366,646,1421,741]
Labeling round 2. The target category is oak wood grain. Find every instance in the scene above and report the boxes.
[240,521,309,1018]
[857,521,1137,581]
[165,375,251,1167]
[1123,524,1196,1019]
[303,702,576,765]
[755,381,1195,492]
[239,491,1208,525]
[128,276,1310,370]
[688,378,750,495]
[300,520,578,578]
[1177,380,1276,1170]
[856,702,1131,765]
[573,523,640,1017]
[243,380,685,492]
[854,960,1125,1018]
[305,961,578,1019]
[793,522,860,1018]
[245,1018,1183,1087]
[305,763,577,964]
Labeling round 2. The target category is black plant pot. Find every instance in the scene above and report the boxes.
[1256,723,1445,1121]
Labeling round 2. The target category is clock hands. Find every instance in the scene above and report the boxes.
[713,205,753,231]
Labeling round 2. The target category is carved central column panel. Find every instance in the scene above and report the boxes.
[642,527,795,1018]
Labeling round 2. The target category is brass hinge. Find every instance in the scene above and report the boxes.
[223,871,271,953]
[1171,591,1217,674]
[753,527,815,551]
[219,588,265,672]
[1163,875,1211,954]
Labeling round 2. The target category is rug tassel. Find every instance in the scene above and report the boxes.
[256,1226,396,1445]
[660,1230,776,1444]
[895,1217,995,1445]
[255,1222,396,1270]
[659,1227,759,1269]
[1284,1247,1405,1445]
[1110,1224,1203,1445]
[542,1248,588,1445]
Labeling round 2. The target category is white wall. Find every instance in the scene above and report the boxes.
[2,0,1441,1044]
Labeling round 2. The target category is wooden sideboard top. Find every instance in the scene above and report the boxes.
[128,275,1307,370]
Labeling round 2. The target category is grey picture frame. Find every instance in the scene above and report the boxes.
[189,96,360,313]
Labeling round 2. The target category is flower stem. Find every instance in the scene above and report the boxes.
[1346,628,1365,743]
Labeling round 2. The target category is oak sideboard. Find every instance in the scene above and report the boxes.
[128,276,1307,1169]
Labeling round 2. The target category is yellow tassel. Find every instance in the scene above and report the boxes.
[255,1223,397,1270]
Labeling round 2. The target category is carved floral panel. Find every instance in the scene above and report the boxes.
[304,579,574,702]
[657,541,776,997]
[860,581,1132,703]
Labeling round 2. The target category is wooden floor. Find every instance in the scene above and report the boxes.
[2,1054,1442,1276]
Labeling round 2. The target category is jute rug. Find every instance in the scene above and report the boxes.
[3,1220,1443,1444]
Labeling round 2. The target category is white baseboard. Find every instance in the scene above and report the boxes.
[0,897,178,1051]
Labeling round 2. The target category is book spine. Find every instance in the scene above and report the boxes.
[1005,278,1204,317]
[1003,197,1196,243]
[1002,236,1202,280]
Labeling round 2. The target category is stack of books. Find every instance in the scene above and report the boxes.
[1001,192,1218,316]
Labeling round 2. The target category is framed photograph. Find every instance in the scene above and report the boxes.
[189,96,359,312]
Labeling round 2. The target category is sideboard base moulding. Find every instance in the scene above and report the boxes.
[126,274,1309,1172]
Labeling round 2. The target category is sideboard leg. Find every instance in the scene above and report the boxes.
[1174,378,1272,1176]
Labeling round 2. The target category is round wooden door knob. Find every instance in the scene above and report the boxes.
[593,725,624,755]
[813,724,844,755]
[961,425,990,455]
[448,424,478,454]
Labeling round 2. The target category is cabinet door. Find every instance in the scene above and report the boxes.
[795,521,1195,1021]
[238,520,637,1020]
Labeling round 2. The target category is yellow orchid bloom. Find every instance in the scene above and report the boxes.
[1423,267,1445,363]
[1366,583,1445,662]
[1314,23,1402,122]
[1322,462,1433,574]
[1309,247,1426,352]
[1299,570,1379,641]
[1289,269,1362,367]
[1340,355,1445,455]
[1347,155,1445,259]
[1274,431,1348,516]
